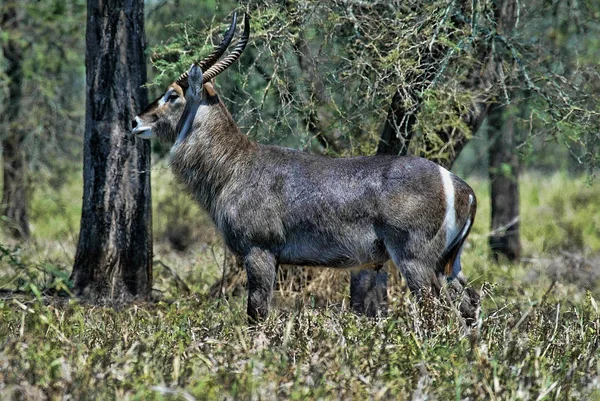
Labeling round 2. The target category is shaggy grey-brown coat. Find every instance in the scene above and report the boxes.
[133,63,478,322]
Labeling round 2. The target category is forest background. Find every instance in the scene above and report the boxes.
[0,0,600,399]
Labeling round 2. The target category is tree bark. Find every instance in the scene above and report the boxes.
[488,104,520,261]
[376,88,419,157]
[1,3,30,239]
[487,0,520,262]
[71,0,152,300]
[293,34,342,154]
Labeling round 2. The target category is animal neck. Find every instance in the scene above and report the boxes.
[169,100,257,215]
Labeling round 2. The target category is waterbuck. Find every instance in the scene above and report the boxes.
[132,14,479,322]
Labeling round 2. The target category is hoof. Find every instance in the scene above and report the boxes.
[459,287,480,326]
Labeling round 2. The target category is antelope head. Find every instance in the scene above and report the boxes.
[132,13,250,142]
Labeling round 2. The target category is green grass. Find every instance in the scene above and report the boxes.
[1,170,600,399]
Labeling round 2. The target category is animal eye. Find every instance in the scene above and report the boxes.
[168,93,179,102]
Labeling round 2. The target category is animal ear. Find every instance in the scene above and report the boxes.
[203,82,217,97]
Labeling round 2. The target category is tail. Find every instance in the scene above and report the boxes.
[441,185,477,280]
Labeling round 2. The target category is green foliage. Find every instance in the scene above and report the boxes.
[524,175,600,253]
[145,0,599,168]
[145,0,238,94]
[2,0,595,198]
[466,174,600,258]
[0,0,86,177]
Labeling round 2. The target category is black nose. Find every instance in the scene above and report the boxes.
[131,118,138,130]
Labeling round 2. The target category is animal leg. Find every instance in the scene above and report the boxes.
[244,248,277,322]
[350,267,388,317]
[387,249,435,298]
[390,244,480,325]
[445,247,480,325]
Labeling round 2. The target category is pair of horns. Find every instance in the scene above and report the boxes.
[175,12,250,88]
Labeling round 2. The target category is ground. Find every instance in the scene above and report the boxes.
[0,169,599,400]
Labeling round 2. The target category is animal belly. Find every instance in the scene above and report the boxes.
[278,230,388,268]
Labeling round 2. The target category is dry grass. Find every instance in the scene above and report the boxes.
[1,171,600,399]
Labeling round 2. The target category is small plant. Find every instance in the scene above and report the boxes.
[0,243,72,297]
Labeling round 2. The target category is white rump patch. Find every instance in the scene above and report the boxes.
[440,166,458,248]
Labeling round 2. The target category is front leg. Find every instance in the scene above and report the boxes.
[350,267,388,317]
[244,248,277,322]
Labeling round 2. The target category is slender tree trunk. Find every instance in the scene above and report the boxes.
[1,4,30,239]
[293,34,342,154]
[376,89,419,157]
[487,0,520,262]
[71,0,152,300]
[2,136,29,239]
[488,105,520,261]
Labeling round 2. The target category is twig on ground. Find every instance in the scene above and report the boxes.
[154,260,191,295]
[150,386,196,401]
[219,246,228,299]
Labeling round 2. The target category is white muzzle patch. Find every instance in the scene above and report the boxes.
[134,128,154,139]
[132,116,154,138]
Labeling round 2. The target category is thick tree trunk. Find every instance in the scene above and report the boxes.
[71,0,152,300]
[1,4,30,239]
[488,105,520,261]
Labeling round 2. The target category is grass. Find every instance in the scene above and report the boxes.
[1,168,600,399]
[1,293,599,399]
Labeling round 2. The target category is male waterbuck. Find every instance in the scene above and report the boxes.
[133,14,479,322]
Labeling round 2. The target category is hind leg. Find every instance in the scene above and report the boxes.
[387,243,479,324]
[387,248,439,299]
[445,244,480,324]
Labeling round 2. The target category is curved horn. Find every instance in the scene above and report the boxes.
[202,14,250,83]
[198,12,237,70]
[176,12,238,88]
